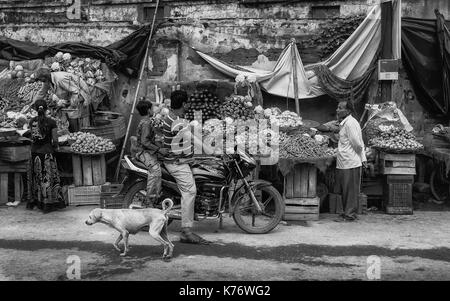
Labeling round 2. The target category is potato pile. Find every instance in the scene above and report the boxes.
[369,127,423,152]
[220,95,254,121]
[69,132,115,154]
[184,90,221,121]
[280,133,336,160]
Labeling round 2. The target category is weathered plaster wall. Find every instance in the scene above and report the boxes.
[0,0,448,131]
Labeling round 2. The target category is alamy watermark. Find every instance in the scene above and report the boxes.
[66,255,81,280]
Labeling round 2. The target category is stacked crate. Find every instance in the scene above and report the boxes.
[68,153,107,206]
[380,152,415,215]
[283,163,320,221]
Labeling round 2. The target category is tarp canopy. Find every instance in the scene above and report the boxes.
[402,15,450,117]
[194,1,401,101]
[0,26,153,78]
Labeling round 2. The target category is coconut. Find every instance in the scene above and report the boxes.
[160,108,170,116]
[10,70,17,78]
[14,65,24,72]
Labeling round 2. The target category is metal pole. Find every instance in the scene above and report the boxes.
[291,39,300,115]
[114,0,161,181]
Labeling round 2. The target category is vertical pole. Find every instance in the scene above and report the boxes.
[291,39,300,115]
[114,0,161,181]
[380,1,393,104]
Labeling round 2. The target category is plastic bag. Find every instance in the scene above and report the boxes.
[363,102,413,132]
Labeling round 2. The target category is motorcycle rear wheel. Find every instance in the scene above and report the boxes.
[232,184,284,234]
[123,181,174,226]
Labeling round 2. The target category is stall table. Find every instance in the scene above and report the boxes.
[57,146,108,186]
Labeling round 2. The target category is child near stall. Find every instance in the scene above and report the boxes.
[131,100,168,208]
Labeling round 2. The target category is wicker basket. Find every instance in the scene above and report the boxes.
[81,116,126,141]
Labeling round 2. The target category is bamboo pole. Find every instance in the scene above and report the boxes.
[291,39,300,115]
[114,0,161,181]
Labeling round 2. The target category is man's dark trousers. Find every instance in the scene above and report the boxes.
[337,167,361,219]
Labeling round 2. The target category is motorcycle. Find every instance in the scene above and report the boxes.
[120,150,285,234]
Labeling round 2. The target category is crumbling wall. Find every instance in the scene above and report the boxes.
[0,0,447,130]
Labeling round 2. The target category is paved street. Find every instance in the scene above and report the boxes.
[1,204,450,281]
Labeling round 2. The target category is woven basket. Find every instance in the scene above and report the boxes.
[81,116,126,141]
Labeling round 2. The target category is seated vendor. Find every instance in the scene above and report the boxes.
[132,101,168,207]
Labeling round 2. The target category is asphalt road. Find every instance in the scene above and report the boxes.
[1,205,450,281]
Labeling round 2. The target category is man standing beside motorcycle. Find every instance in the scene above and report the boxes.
[161,90,214,245]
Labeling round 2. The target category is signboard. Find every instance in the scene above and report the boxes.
[378,59,399,81]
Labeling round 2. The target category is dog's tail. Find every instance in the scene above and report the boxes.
[162,198,174,214]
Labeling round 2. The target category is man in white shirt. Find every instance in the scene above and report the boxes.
[335,100,367,222]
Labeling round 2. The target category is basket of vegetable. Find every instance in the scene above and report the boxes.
[369,127,423,154]
[69,132,116,154]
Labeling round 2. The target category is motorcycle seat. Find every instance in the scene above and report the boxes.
[130,158,148,171]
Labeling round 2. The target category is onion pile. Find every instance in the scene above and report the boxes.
[69,132,115,154]
[369,127,423,152]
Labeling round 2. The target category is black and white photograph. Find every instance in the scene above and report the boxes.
[0,0,449,287]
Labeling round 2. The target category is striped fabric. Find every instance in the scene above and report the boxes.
[161,111,193,162]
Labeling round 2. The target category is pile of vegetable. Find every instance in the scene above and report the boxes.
[184,90,221,121]
[220,95,254,121]
[0,111,35,129]
[69,132,115,154]
[279,133,336,160]
[0,78,24,110]
[48,52,106,86]
[369,126,423,152]
[254,106,303,128]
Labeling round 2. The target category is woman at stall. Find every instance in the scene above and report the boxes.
[27,99,65,213]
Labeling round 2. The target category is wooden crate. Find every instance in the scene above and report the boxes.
[0,145,31,162]
[0,173,25,205]
[283,197,320,221]
[383,175,414,215]
[100,183,124,209]
[68,185,101,206]
[72,154,107,186]
[380,152,416,175]
[284,163,317,198]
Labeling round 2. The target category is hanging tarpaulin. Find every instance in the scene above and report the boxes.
[436,9,450,117]
[401,15,450,117]
[195,1,401,100]
[196,42,313,99]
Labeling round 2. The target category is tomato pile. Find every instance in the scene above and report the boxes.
[69,132,115,154]
[184,90,221,121]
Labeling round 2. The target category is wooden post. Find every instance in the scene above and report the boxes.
[114,0,161,181]
[82,156,93,186]
[0,173,8,204]
[100,154,106,184]
[72,154,83,186]
[291,39,300,115]
[92,156,104,185]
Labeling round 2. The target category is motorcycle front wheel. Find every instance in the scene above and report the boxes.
[232,184,285,234]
